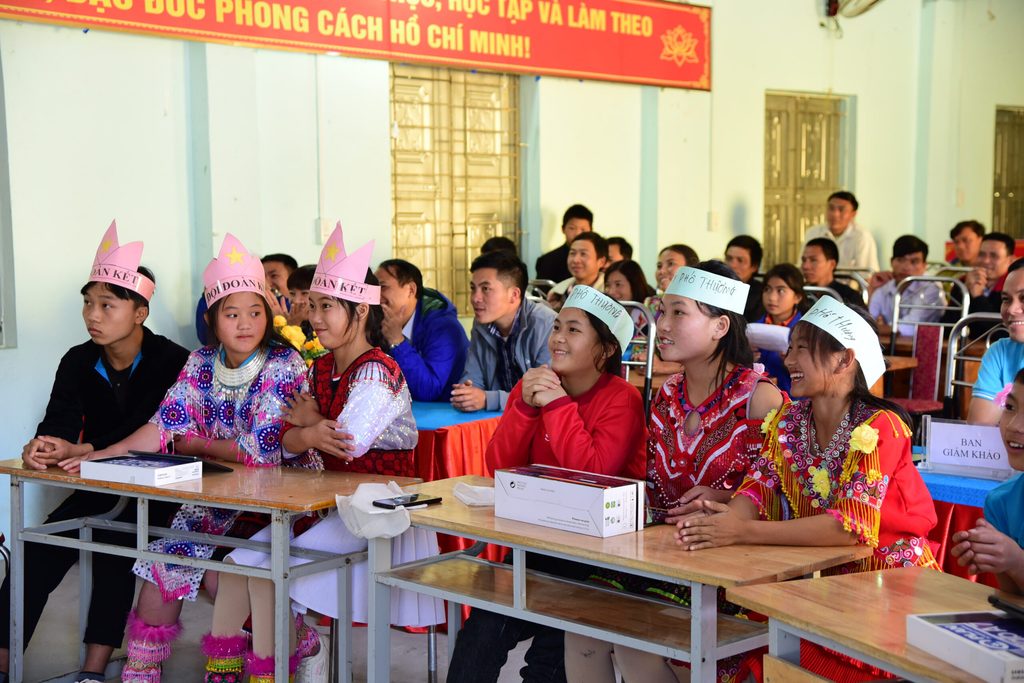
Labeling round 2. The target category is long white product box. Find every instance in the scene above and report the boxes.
[907,611,1024,682]
[81,454,203,487]
[494,464,644,538]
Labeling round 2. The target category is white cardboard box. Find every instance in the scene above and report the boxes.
[494,464,644,538]
[906,611,1024,682]
[81,454,203,487]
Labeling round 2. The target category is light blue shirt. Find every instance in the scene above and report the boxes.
[868,278,945,336]
[985,473,1024,548]
[973,338,1024,401]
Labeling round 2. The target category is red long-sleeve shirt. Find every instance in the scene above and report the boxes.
[485,373,647,480]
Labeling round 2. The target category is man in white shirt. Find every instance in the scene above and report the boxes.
[868,235,945,337]
[804,191,880,273]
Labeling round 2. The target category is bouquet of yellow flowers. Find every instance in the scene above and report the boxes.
[273,315,328,367]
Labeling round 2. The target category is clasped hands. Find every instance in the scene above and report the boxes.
[282,390,356,462]
[663,490,746,551]
[519,366,567,408]
[22,436,93,473]
[951,517,1024,577]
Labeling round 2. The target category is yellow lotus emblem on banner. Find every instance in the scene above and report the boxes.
[660,25,699,67]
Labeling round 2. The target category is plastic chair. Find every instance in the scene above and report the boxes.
[943,312,1007,419]
[618,300,657,418]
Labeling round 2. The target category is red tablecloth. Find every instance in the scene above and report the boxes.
[415,416,505,564]
[929,500,999,588]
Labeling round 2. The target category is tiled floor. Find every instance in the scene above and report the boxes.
[23,566,529,682]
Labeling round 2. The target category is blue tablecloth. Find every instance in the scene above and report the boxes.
[411,401,503,431]
[919,471,1002,508]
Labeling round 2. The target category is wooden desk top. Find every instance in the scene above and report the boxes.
[0,459,419,512]
[403,476,872,588]
[728,567,1024,683]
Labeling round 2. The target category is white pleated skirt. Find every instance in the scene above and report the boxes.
[226,511,446,627]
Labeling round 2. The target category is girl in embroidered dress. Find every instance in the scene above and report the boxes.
[564,261,784,683]
[89,235,313,683]
[203,226,443,683]
[678,296,939,682]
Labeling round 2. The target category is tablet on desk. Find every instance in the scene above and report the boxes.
[127,452,233,474]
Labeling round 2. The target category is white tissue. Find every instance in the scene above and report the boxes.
[335,481,412,539]
[453,482,495,507]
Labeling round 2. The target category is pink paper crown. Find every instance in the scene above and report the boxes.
[310,222,380,305]
[202,233,267,306]
[89,220,156,301]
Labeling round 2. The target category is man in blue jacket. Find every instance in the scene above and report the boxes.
[376,259,469,401]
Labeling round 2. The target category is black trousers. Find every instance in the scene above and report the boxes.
[446,553,589,683]
[0,490,177,649]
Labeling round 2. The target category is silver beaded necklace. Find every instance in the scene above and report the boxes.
[213,346,268,402]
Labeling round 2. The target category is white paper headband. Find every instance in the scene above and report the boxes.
[801,296,886,386]
[562,285,634,353]
[664,266,749,314]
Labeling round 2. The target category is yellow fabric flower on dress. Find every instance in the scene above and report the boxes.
[811,467,832,499]
[849,424,879,454]
[273,315,288,329]
[760,408,778,435]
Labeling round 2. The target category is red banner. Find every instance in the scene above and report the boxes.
[1,0,710,89]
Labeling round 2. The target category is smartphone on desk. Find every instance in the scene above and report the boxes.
[988,594,1024,621]
[372,493,442,510]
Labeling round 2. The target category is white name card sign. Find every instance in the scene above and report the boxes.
[923,417,1013,480]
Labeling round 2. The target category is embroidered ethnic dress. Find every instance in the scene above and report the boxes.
[736,399,939,573]
[287,349,417,476]
[647,366,773,509]
[132,345,314,601]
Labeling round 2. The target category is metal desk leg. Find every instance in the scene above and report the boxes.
[366,537,393,683]
[689,582,718,683]
[511,548,526,610]
[334,559,352,683]
[768,621,801,666]
[271,509,290,682]
[79,523,93,666]
[446,599,462,666]
[9,478,23,683]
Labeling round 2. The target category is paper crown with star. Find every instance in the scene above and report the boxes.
[88,220,156,302]
[202,233,267,306]
[309,223,380,305]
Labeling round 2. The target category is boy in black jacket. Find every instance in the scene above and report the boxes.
[0,224,188,683]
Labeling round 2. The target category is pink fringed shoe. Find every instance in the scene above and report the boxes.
[120,611,183,683]
[245,651,300,683]
[201,632,248,683]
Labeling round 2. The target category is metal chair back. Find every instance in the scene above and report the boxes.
[618,300,657,418]
[943,312,1007,417]
[526,279,557,304]
[833,269,870,305]
[804,285,843,303]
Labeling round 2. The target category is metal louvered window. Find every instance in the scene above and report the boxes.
[390,64,520,313]
[763,92,850,268]
[994,107,1024,237]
